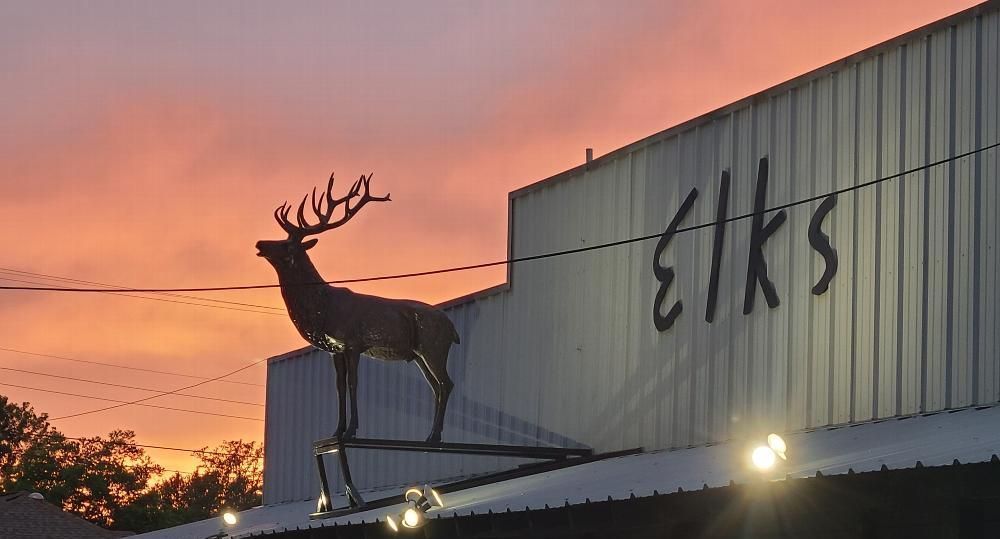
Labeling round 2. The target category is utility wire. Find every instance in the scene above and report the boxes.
[48,357,268,422]
[0,366,263,407]
[62,437,264,460]
[0,266,284,311]
[0,382,263,421]
[0,140,995,294]
[0,274,283,316]
[0,347,263,388]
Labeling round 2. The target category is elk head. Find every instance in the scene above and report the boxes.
[256,173,391,267]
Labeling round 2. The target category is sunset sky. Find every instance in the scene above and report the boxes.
[0,0,979,475]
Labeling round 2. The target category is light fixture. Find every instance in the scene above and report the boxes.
[204,511,238,539]
[750,432,789,471]
[385,485,445,533]
[767,433,787,460]
[402,507,423,528]
[751,445,777,470]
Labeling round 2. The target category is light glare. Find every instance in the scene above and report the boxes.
[386,514,399,532]
[405,487,423,501]
[430,488,444,508]
[402,508,421,528]
[222,512,238,526]
[767,433,787,459]
[751,446,776,470]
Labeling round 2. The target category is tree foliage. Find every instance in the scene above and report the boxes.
[0,394,263,533]
[118,440,264,532]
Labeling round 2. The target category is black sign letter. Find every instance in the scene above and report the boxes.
[705,170,731,323]
[743,157,787,315]
[808,194,838,294]
[653,188,698,331]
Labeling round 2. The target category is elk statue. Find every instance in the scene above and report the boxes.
[256,173,458,442]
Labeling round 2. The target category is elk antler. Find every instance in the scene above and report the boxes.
[274,172,391,240]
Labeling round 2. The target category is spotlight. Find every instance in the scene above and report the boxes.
[402,507,423,528]
[203,511,238,539]
[385,485,445,533]
[767,433,787,460]
[751,445,776,470]
[429,488,444,508]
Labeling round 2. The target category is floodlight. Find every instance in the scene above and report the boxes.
[767,433,787,459]
[402,507,422,528]
[751,446,776,470]
[386,485,443,533]
[222,512,238,526]
[429,488,444,508]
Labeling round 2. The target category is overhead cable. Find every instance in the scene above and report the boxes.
[0,273,282,316]
[48,357,268,421]
[0,140,995,294]
[0,366,263,407]
[0,266,284,311]
[62,436,265,460]
[0,347,263,388]
[0,382,263,421]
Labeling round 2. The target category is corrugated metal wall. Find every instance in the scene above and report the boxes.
[264,5,1000,505]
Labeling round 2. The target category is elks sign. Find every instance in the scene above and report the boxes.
[652,156,839,332]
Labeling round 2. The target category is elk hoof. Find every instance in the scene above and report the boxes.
[344,426,357,440]
[425,432,442,443]
[332,426,345,440]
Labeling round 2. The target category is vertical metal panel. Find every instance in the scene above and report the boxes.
[263,7,1000,505]
[981,10,1000,405]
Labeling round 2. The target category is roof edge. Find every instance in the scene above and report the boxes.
[436,283,509,310]
[508,0,999,201]
[267,345,316,364]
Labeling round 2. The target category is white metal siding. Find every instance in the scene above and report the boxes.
[263,5,1000,504]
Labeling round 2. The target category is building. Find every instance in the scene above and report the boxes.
[0,491,133,539]
[138,2,1000,537]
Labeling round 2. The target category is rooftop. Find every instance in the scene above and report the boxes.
[135,403,1000,538]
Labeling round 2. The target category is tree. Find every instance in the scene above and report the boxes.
[62,430,163,526]
[0,396,161,529]
[156,440,263,523]
[0,396,58,483]
[0,394,264,533]
[115,440,264,533]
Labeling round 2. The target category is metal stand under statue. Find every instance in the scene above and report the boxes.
[257,173,602,519]
[311,436,600,517]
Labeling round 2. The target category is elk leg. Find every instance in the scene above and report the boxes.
[414,353,453,443]
[332,353,348,439]
[344,350,360,439]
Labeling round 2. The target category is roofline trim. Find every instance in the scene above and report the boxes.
[508,0,999,201]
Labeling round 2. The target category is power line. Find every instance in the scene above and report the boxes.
[48,357,268,421]
[0,366,263,407]
[0,140,995,294]
[0,382,263,421]
[0,273,283,316]
[62,437,264,460]
[0,266,284,311]
[0,347,264,388]
[9,270,283,313]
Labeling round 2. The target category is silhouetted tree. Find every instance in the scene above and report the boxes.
[0,398,162,528]
[153,440,263,524]
[0,394,263,533]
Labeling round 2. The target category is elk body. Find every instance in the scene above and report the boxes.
[256,174,458,442]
